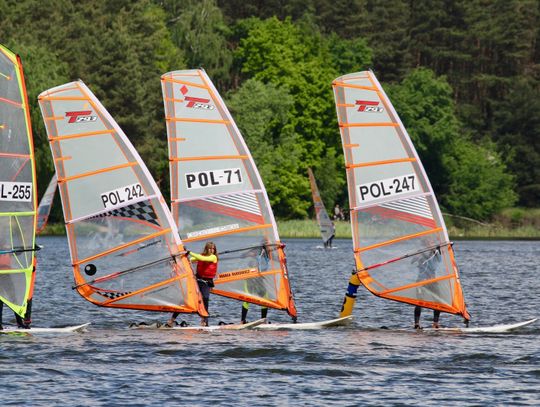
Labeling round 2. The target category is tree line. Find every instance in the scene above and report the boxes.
[1,0,537,222]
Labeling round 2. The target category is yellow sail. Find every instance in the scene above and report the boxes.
[0,44,37,317]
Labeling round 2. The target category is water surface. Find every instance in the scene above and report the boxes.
[1,238,538,406]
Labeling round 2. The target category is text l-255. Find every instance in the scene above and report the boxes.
[0,182,32,202]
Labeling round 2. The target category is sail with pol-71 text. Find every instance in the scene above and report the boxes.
[38,80,206,315]
[161,69,296,317]
[333,71,470,320]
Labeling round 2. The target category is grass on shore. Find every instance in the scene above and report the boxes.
[39,208,540,240]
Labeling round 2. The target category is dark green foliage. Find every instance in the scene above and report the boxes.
[0,0,534,223]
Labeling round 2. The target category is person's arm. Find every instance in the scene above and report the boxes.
[189,252,217,263]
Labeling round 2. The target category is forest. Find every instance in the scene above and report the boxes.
[1,0,538,222]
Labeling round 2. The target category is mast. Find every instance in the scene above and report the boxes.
[38,80,206,316]
[0,44,37,317]
[333,71,469,320]
[161,69,296,317]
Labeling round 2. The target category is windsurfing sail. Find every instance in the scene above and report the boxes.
[36,173,57,234]
[0,44,37,317]
[161,69,296,318]
[307,168,335,246]
[332,71,470,320]
[38,80,206,315]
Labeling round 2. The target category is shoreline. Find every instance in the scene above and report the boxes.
[38,220,540,240]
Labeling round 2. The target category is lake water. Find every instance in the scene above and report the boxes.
[1,237,538,406]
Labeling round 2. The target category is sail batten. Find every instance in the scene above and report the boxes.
[38,80,206,315]
[333,70,469,319]
[162,69,296,317]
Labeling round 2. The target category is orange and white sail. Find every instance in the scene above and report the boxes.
[36,173,57,234]
[161,69,296,317]
[333,71,469,319]
[38,80,206,315]
[0,44,38,317]
[307,168,335,245]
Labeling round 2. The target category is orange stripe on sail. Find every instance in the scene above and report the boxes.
[356,228,443,253]
[73,229,172,265]
[55,156,72,162]
[44,116,64,121]
[59,162,137,183]
[0,96,22,108]
[0,152,30,158]
[347,157,416,169]
[49,129,114,142]
[182,224,272,242]
[171,155,248,162]
[339,122,399,128]
[166,117,230,125]
[39,96,90,101]
[343,144,359,148]
[161,77,210,90]
[332,82,378,91]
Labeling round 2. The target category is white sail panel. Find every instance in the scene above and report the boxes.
[38,81,206,315]
[162,69,296,317]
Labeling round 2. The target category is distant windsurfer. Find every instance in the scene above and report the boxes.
[324,222,335,248]
[167,242,218,327]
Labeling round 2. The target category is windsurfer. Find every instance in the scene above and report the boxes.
[167,242,218,327]
[413,248,442,329]
[241,243,270,323]
[324,223,335,248]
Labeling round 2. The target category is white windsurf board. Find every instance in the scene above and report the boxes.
[255,315,353,330]
[423,318,537,333]
[131,318,266,331]
[0,323,91,334]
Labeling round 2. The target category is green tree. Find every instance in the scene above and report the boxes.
[227,79,310,218]
[162,0,233,89]
[388,68,516,219]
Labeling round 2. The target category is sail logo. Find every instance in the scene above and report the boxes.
[355,100,384,113]
[66,110,97,123]
[180,85,215,110]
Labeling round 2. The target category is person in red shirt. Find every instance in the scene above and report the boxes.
[167,242,218,327]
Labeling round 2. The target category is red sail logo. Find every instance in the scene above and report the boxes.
[180,85,214,110]
[355,100,384,113]
[66,111,97,123]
